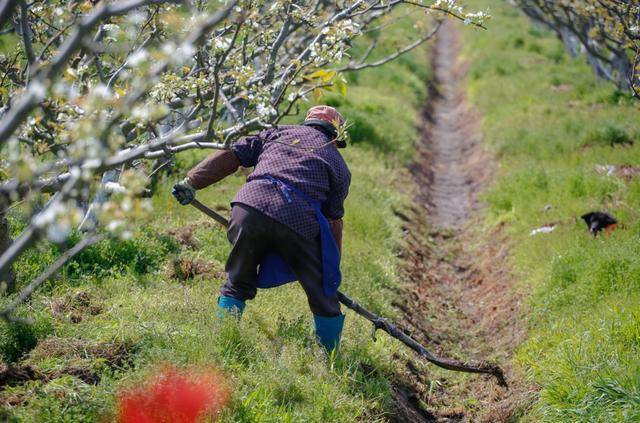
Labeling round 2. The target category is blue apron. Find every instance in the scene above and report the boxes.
[255,175,342,297]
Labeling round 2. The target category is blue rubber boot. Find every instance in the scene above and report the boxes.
[313,313,345,354]
[217,296,246,320]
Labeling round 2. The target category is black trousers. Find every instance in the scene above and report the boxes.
[220,204,341,317]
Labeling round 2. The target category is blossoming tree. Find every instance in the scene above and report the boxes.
[0,0,487,320]
[514,0,640,96]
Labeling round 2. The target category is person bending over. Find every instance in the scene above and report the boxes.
[172,105,351,353]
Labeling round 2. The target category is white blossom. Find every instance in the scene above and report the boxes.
[46,222,71,244]
[131,106,151,121]
[104,182,128,194]
[212,37,231,53]
[33,202,66,228]
[126,10,146,25]
[29,81,46,101]
[103,24,121,36]
[256,103,277,118]
[128,49,149,67]
[93,84,113,101]
[160,42,196,65]
[107,219,125,233]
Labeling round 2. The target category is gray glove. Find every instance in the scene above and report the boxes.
[172,178,196,205]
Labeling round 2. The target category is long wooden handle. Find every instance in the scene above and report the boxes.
[189,199,507,386]
[191,199,229,227]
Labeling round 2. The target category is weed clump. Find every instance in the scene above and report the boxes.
[165,256,216,282]
[165,220,214,250]
[583,124,635,147]
[27,337,131,367]
[0,316,53,362]
[63,230,178,278]
[48,290,104,323]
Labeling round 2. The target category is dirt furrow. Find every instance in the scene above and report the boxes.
[392,22,534,422]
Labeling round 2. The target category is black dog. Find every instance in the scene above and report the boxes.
[581,211,617,235]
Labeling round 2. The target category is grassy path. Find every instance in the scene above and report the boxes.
[460,1,640,421]
[401,1,640,419]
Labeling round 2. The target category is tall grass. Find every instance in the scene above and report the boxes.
[463,1,640,421]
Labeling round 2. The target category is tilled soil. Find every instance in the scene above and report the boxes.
[392,22,536,422]
[0,338,132,407]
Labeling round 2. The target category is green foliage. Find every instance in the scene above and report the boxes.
[0,315,53,362]
[7,226,179,293]
[62,230,179,278]
[544,44,566,63]
[347,112,385,147]
[20,375,110,423]
[583,124,635,148]
[465,0,640,421]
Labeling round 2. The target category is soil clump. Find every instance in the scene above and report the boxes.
[0,338,133,407]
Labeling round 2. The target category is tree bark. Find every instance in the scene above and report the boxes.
[0,212,16,294]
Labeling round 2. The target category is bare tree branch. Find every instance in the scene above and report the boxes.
[18,0,36,67]
[339,21,442,72]
[0,0,181,146]
[0,212,16,294]
[401,0,487,29]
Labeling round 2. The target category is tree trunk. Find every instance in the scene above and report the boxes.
[611,49,632,91]
[584,48,613,82]
[0,212,16,294]
[558,26,580,58]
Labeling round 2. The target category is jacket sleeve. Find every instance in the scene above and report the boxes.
[230,130,270,168]
[186,150,241,190]
[322,163,351,220]
[185,128,271,189]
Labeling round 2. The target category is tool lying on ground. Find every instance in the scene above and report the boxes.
[191,198,507,387]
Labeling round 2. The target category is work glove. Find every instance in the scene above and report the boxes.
[172,178,196,205]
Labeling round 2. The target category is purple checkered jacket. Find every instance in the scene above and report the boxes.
[227,125,351,239]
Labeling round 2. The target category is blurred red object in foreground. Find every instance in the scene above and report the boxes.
[118,365,230,423]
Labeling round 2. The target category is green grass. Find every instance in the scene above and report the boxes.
[463,1,640,421]
[0,11,431,422]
